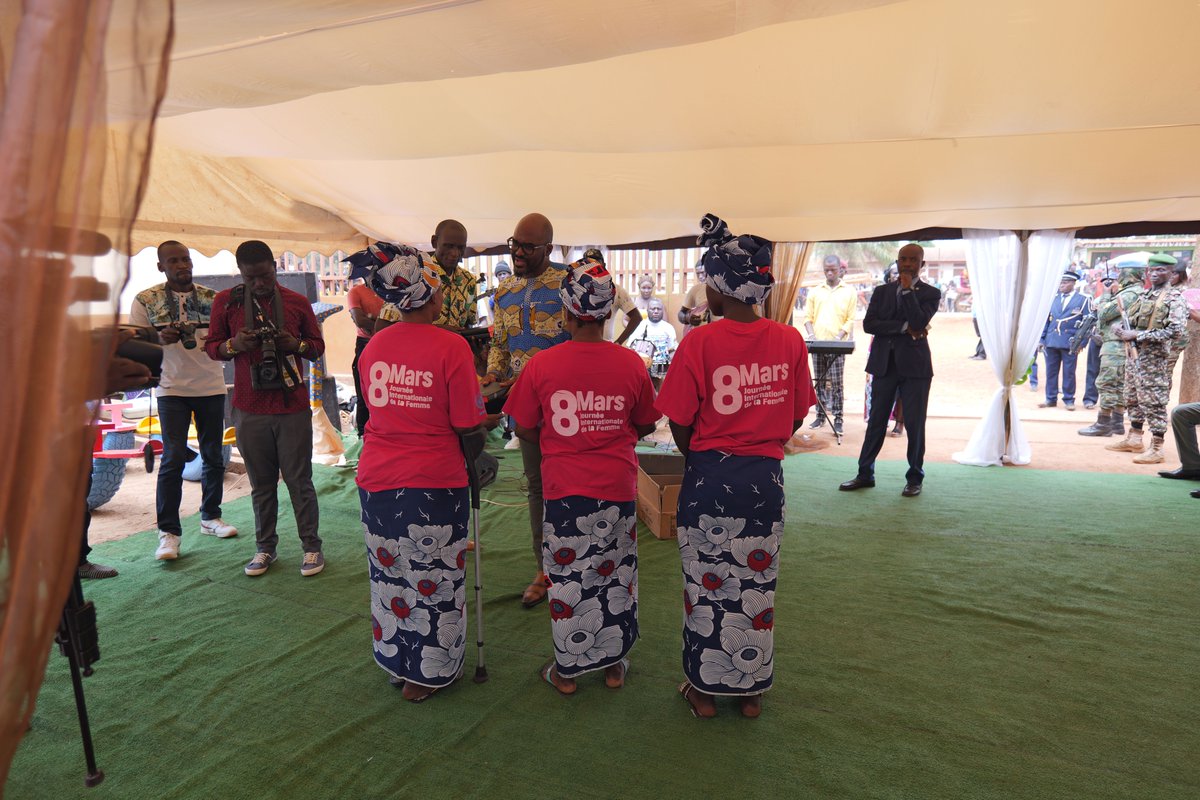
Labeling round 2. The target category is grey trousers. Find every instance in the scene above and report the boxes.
[1170,402,1200,470]
[518,435,544,570]
[233,408,322,555]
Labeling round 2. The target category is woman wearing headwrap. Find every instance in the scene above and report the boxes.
[656,214,816,719]
[503,257,660,695]
[356,245,487,702]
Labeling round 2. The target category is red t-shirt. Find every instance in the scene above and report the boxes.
[347,283,385,338]
[655,318,815,459]
[356,323,485,490]
[503,340,659,502]
[204,285,326,415]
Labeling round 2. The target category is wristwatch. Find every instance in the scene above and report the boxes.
[298,340,309,356]
[224,340,238,357]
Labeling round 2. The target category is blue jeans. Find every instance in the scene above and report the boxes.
[156,394,227,534]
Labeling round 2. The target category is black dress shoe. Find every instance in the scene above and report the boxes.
[1191,489,1200,499]
[1159,468,1200,481]
[838,477,875,491]
[901,484,922,497]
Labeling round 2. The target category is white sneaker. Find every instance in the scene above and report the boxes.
[155,532,181,560]
[200,518,238,538]
[504,436,521,450]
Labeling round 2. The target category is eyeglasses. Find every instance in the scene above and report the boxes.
[507,237,548,253]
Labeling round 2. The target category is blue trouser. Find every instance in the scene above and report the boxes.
[156,394,227,535]
[1043,346,1078,405]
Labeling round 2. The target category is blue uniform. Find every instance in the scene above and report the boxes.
[1040,290,1090,406]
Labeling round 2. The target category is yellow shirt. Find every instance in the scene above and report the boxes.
[804,281,856,339]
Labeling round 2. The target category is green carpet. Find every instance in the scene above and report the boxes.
[7,444,1199,799]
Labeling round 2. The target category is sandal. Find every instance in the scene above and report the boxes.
[405,666,463,703]
[540,659,575,696]
[739,694,763,719]
[522,573,550,608]
[605,657,629,689]
[678,680,715,719]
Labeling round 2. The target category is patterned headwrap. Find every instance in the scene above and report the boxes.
[343,241,404,281]
[559,256,615,321]
[367,243,443,311]
[696,213,774,305]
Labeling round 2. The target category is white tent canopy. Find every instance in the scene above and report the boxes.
[110,0,1200,254]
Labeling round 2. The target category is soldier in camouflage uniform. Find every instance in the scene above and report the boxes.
[1167,260,1191,368]
[1105,254,1189,463]
[1078,266,1143,437]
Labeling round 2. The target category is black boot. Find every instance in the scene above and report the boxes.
[1111,408,1126,436]
[1078,411,1113,437]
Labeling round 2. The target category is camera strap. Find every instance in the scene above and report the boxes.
[239,285,304,402]
[164,285,199,326]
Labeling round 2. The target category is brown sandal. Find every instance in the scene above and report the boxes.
[522,573,550,608]
[678,680,716,718]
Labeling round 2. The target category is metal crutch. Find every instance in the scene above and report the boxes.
[460,428,489,683]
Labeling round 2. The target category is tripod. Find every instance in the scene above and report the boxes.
[54,574,105,787]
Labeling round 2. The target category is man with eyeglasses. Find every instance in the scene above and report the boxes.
[483,213,570,608]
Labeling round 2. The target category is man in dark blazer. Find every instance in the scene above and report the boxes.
[840,244,941,497]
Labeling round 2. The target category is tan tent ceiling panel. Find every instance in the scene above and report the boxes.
[122,0,1200,254]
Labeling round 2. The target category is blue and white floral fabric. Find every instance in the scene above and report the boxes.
[541,497,638,678]
[696,212,775,306]
[676,449,783,696]
[360,485,469,688]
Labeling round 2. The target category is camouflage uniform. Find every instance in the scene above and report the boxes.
[1123,284,1189,435]
[1094,271,1143,412]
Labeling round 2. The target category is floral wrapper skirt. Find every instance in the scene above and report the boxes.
[360,486,469,689]
[676,449,784,696]
[541,496,638,678]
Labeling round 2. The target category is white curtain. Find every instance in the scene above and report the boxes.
[953,229,1075,466]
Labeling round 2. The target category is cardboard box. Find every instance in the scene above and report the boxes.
[635,452,685,539]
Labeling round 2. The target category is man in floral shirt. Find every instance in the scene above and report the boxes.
[376,220,478,332]
[483,213,570,608]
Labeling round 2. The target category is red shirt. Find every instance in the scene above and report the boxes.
[356,323,485,491]
[205,285,325,414]
[655,318,815,459]
[504,340,658,501]
[347,283,385,338]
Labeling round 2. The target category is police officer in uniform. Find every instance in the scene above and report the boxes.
[1037,269,1089,410]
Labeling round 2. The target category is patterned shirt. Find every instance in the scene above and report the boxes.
[487,263,571,380]
[130,283,227,397]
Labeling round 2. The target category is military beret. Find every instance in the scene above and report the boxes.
[1148,252,1177,266]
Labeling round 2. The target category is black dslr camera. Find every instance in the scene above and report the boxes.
[247,326,284,391]
[172,321,198,350]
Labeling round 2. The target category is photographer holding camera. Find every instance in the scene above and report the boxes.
[130,241,237,562]
[206,240,327,578]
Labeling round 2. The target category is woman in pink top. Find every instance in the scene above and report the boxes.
[356,245,486,703]
[656,214,815,720]
[504,257,659,696]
